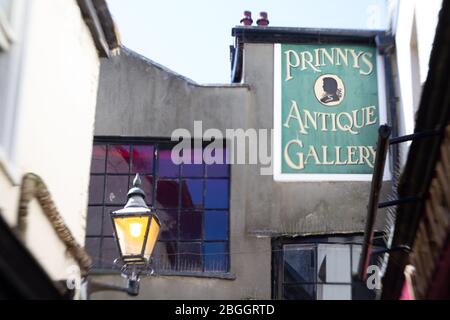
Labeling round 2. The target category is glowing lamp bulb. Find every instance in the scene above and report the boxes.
[129,222,142,238]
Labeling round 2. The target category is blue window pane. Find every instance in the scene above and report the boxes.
[181,180,203,208]
[283,245,316,283]
[157,145,179,177]
[204,211,228,240]
[91,144,106,173]
[156,179,179,208]
[182,148,204,177]
[283,284,316,300]
[205,179,229,209]
[129,175,153,205]
[206,148,229,177]
[131,145,154,174]
[203,242,228,272]
[88,175,104,204]
[105,175,129,205]
[86,206,102,236]
[158,210,178,241]
[178,242,202,272]
[180,212,202,240]
[107,145,130,173]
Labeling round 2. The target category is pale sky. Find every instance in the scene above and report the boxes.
[107,0,388,84]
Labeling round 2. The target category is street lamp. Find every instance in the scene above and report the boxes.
[85,174,160,298]
[111,174,160,265]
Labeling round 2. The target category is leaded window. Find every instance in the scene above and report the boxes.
[85,139,230,275]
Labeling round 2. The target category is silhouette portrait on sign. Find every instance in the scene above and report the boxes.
[320,77,342,104]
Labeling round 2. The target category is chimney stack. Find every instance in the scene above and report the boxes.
[240,11,253,26]
[256,12,269,26]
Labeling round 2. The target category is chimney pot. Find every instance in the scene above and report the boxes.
[256,11,269,26]
[240,10,253,26]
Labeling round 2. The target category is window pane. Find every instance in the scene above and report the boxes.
[91,145,106,173]
[101,237,120,269]
[105,175,129,205]
[317,244,351,283]
[316,284,351,300]
[181,179,203,208]
[86,206,102,236]
[204,211,228,240]
[153,241,177,271]
[206,148,229,177]
[203,242,228,272]
[182,148,204,177]
[156,179,179,208]
[85,238,101,269]
[158,210,178,241]
[283,284,316,300]
[180,212,202,240]
[131,145,154,174]
[178,242,202,272]
[157,144,178,177]
[103,206,121,237]
[205,179,229,209]
[107,145,130,173]
[130,175,154,205]
[352,245,362,276]
[283,244,316,283]
[88,175,104,204]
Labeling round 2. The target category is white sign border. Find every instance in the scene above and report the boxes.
[273,43,391,182]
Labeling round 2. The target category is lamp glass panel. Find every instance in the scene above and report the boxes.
[144,216,161,259]
[113,215,149,257]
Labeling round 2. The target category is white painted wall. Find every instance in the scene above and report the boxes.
[0,0,100,286]
[391,0,442,163]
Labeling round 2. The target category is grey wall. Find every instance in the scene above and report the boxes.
[91,45,389,299]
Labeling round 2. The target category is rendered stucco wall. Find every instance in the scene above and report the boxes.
[0,0,100,283]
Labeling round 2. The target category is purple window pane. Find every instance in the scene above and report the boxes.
[180,212,202,240]
[129,175,154,205]
[153,241,177,271]
[158,210,178,241]
[103,207,121,237]
[178,242,202,272]
[86,206,102,236]
[182,148,204,177]
[88,175,104,204]
[107,145,130,173]
[91,145,106,173]
[84,238,101,269]
[105,175,129,205]
[203,242,228,272]
[204,211,228,240]
[157,145,179,177]
[205,179,229,209]
[131,145,154,174]
[101,237,120,269]
[206,148,229,177]
[181,180,203,209]
[156,179,179,208]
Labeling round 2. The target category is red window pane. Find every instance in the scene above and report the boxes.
[131,145,154,174]
[107,145,130,173]
[180,212,202,240]
[91,145,106,173]
[156,179,179,208]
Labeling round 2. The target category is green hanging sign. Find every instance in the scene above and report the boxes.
[274,43,384,181]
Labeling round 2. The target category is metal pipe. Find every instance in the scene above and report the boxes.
[359,125,391,281]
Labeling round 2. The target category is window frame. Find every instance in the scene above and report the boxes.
[271,233,385,300]
[86,136,232,278]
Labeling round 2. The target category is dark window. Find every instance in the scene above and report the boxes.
[85,139,230,274]
[272,235,384,300]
